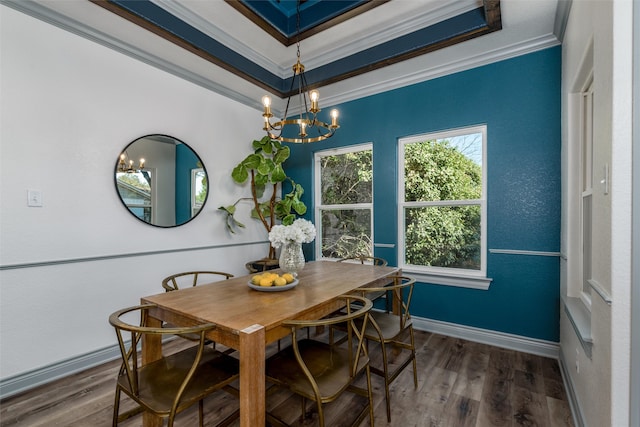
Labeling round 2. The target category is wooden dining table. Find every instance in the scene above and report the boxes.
[139,260,400,427]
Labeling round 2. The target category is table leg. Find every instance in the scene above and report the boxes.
[142,316,163,427]
[239,324,266,427]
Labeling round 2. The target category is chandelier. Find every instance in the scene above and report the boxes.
[261,2,339,143]
[117,152,145,173]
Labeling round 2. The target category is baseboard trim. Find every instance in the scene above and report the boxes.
[0,344,121,400]
[1,316,561,401]
[412,316,560,359]
[558,348,586,427]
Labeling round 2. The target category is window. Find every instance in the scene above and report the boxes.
[116,170,153,223]
[563,42,596,356]
[399,126,487,279]
[314,144,373,259]
[580,76,594,307]
[191,168,207,217]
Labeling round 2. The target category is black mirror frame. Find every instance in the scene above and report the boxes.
[114,134,209,228]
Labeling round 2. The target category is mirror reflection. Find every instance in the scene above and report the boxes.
[114,134,208,227]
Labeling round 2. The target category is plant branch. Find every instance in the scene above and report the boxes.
[250,169,271,232]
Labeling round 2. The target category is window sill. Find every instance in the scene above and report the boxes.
[401,269,492,290]
[563,296,593,358]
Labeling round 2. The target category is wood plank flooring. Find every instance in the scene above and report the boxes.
[0,330,574,426]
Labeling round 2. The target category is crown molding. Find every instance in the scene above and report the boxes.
[150,0,484,79]
[320,33,561,108]
[553,0,572,42]
[151,0,287,78]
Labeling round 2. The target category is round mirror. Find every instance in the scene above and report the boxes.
[114,134,208,227]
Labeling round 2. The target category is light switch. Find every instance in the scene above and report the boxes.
[28,190,43,207]
[600,163,609,195]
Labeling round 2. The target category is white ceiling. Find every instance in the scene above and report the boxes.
[4,0,567,116]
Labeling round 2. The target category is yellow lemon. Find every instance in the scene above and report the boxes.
[251,274,263,285]
[274,277,287,286]
[282,273,295,284]
[259,277,274,287]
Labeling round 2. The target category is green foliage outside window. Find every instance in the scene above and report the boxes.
[403,137,482,269]
[319,149,372,258]
[317,133,482,268]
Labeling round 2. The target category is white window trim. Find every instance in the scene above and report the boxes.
[579,75,594,308]
[191,168,205,216]
[148,168,157,224]
[398,125,489,289]
[314,143,374,260]
[564,38,595,356]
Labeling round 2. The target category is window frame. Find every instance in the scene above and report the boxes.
[191,167,206,217]
[116,169,155,223]
[314,143,374,260]
[398,125,488,287]
[579,76,594,309]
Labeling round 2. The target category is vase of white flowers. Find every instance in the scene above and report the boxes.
[269,219,316,277]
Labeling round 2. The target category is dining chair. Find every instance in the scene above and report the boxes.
[161,270,234,291]
[342,275,418,422]
[265,295,375,427]
[337,256,390,312]
[336,255,388,266]
[108,303,240,427]
[162,271,234,350]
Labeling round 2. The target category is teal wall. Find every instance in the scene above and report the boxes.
[286,47,562,342]
[175,143,200,225]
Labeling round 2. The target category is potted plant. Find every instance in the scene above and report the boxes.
[219,136,307,269]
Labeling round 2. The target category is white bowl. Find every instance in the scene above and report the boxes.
[247,278,299,292]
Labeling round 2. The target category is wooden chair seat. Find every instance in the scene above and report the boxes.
[363,311,413,342]
[266,339,369,402]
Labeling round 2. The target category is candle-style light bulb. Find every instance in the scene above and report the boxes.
[261,95,272,118]
[300,121,307,137]
[309,90,319,113]
[139,158,145,169]
[330,109,339,128]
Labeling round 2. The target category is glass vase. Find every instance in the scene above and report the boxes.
[279,242,305,277]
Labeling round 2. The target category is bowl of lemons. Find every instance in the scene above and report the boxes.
[248,272,298,292]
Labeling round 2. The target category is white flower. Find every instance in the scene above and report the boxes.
[269,219,316,248]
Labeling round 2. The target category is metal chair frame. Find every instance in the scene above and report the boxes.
[109,304,239,427]
[336,256,388,266]
[161,270,234,291]
[161,271,234,349]
[332,275,418,422]
[337,256,390,311]
[265,295,375,427]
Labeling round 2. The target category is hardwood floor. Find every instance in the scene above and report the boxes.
[0,330,574,426]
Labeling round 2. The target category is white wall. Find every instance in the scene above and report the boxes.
[560,0,634,425]
[0,6,270,382]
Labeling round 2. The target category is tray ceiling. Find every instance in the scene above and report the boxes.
[3,0,566,116]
